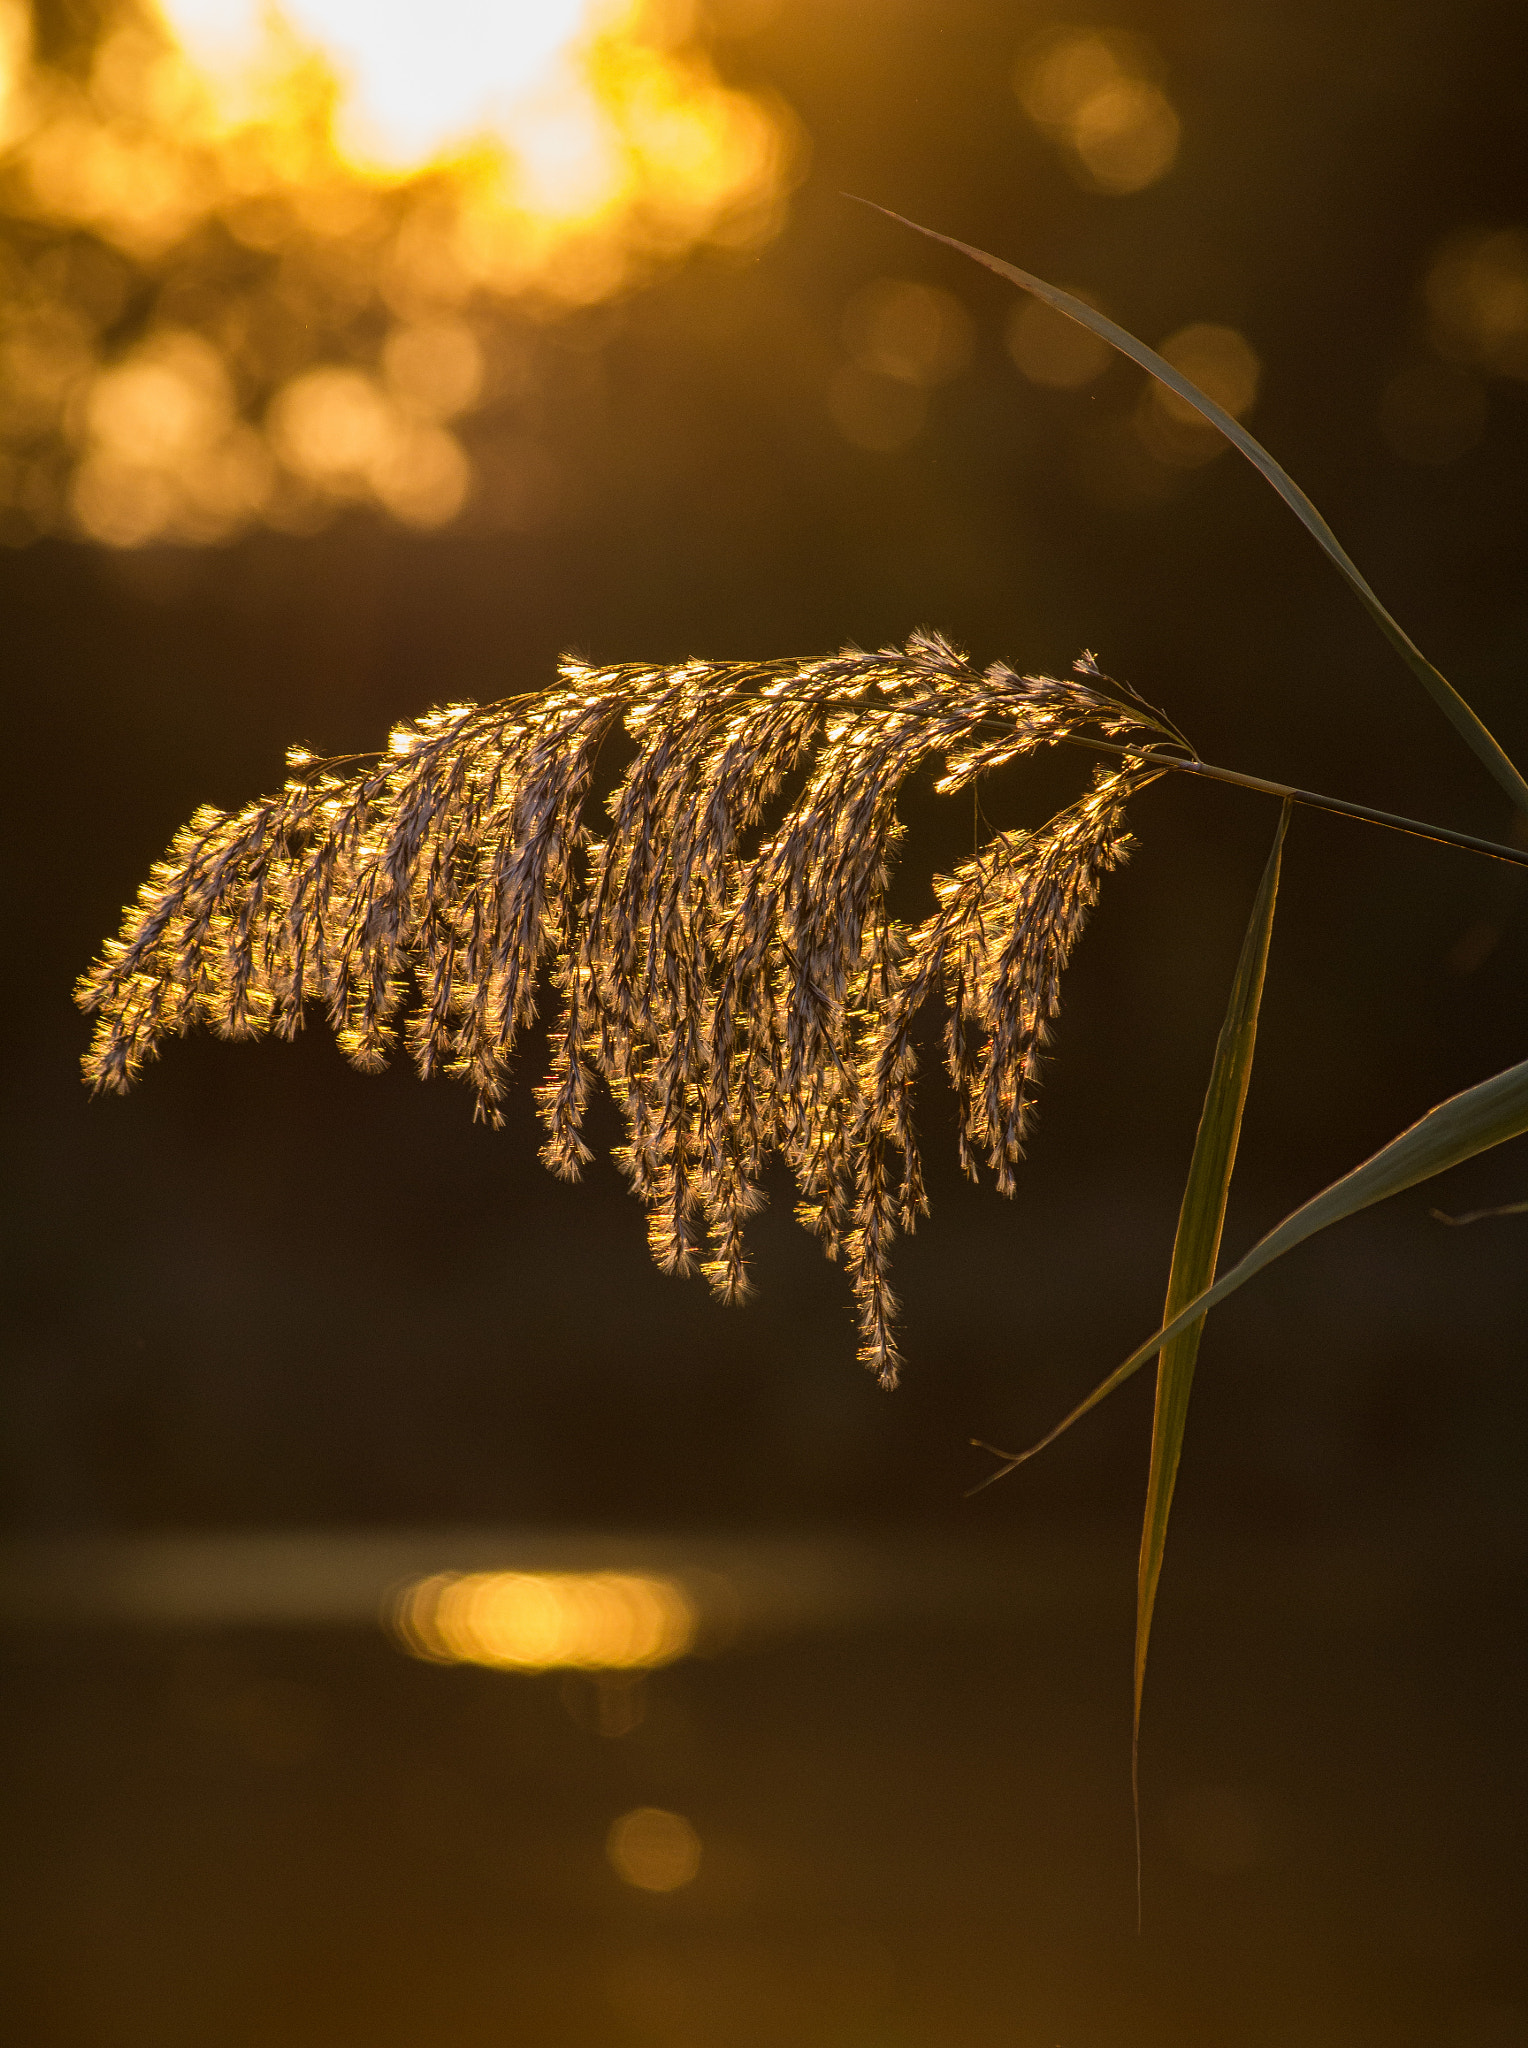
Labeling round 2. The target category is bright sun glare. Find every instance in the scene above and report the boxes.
[157,0,640,207]
[163,0,595,135]
[0,0,798,547]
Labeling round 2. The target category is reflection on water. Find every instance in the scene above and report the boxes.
[390,1569,696,1672]
[0,1520,1522,2045]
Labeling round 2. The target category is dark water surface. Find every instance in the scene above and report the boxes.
[2,1521,1521,2048]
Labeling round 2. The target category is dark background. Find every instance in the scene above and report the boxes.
[2,2,1525,2043]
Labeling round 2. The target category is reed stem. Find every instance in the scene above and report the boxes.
[1062,736,1528,870]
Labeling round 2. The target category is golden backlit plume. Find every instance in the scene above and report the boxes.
[77,636,1172,1380]
[0,0,800,547]
[389,1570,697,1672]
[1015,26,1180,196]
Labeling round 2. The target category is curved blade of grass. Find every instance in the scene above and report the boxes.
[978,1052,1528,1484]
[1132,800,1290,1898]
[854,200,1528,816]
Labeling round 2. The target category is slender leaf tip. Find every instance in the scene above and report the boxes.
[849,196,1528,816]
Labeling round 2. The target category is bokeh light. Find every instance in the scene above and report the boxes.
[1137,320,1261,466]
[828,275,972,451]
[840,277,973,387]
[1015,26,1180,195]
[0,0,802,546]
[1004,287,1111,389]
[71,326,274,544]
[606,1806,703,1892]
[265,363,471,526]
[158,0,608,182]
[1423,226,1528,378]
[389,1570,696,1671]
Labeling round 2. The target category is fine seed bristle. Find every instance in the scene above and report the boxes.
[77,635,1169,1380]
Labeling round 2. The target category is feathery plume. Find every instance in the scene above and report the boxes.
[78,636,1175,1380]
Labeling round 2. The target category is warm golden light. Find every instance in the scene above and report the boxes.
[389,1570,697,1671]
[841,278,974,388]
[159,0,601,175]
[1152,323,1261,424]
[1423,227,1528,378]
[1137,321,1261,466]
[1005,288,1111,389]
[149,0,784,228]
[828,276,973,452]
[266,366,471,527]
[72,328,275,546]
[1016,27,1179,195]
[1069,78,1179,194]
[606,1806,702,1891]
[0,0,27,147]
[0,0,801,546]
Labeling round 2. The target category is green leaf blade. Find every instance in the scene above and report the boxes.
[857,200,1528,817]
[993,1052,1528,1481]
[1135,802,1290,1775]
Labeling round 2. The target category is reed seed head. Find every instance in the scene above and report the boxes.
[78,634,1173,1381]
